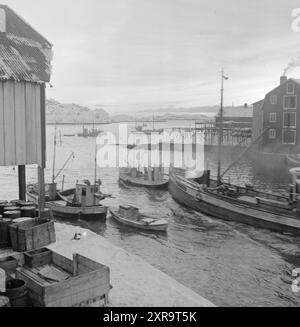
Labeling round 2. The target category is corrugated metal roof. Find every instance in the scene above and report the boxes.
[0,5,52,83]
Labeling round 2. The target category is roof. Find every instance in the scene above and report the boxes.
[0,5,53,83]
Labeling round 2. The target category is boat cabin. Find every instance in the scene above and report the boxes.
[289,167,300,202]
[74,181,100,207]
[119,206,140,221]
[128,167,164,182]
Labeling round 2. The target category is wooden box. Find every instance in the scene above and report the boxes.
[16,251,110,307]
[0,256,18,275]
[9,219,56,252]
[24,248,52,268]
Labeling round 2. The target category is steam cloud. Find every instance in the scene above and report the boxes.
[283,52,300,76]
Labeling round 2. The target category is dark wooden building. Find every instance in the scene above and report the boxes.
[0,5,53,201]
[253,76,300,154]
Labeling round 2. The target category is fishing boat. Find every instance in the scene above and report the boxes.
[27,180,108,220]
[109,205,168,231]
[168,71,300,236]
[77,124,102,138]
[119,167,169,189]
[27,125,109,220]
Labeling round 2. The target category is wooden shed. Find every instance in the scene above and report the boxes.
[0,5,53,204]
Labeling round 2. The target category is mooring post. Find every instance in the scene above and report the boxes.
[18,165,26,201]
[38,166,45,213]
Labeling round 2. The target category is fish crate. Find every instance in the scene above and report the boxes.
[16,251,111,307]
[9,219,56,252]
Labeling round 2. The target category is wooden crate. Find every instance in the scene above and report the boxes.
[0,256,18,275]
[9,219,56,252]
[24,248,52,268]
[16,251,110,307]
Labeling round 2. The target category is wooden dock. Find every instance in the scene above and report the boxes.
[0,222,215,307]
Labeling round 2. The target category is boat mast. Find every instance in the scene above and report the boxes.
[52,123,57,184]
[94,139,98,205]
[217,69,228,185]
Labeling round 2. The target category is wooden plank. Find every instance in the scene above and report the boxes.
[44,268,109,300]
[52,252,73,273]
[73,253,78,276]
[34,84,42,166]
[44,269,110,304]
[25,83,37,164]
[14,81,27,164]
[0,82,5,166]
[39,84,46,168]
[3,81,16,165]
[77,254,104,271]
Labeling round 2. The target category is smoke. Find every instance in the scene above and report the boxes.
[283,52,300,76]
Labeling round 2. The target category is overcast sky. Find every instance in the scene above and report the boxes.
[6,0,300,112]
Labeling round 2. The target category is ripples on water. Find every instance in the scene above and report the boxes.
[0,123,300,307]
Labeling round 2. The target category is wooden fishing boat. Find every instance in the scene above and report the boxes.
[169,168,300,236]
[27,181,108,220]
[119,167,168,189]
[109,206,168,231]
[168,71,300,236]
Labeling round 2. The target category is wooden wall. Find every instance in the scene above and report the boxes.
[0,80,45,167]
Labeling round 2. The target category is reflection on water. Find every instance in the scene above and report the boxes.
[0,122,300,307]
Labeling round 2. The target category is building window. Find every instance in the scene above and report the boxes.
[283,129,296,144]
[269,129,276,139]
[269,112,277,122]
[284,95,297,109]
[270,95,277,104]
[287,83,295,94]
[283,112,296,128]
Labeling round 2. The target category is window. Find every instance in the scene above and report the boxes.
[269,113,277,122]
[287,83,295,94]
[270,95,277,104]
[284,95,297,109]
[283,112,296,128]
[269,129,276,139]
[283,129,296,144]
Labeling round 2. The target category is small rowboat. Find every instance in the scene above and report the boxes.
[109,206,168,232]
[119,167,169,189]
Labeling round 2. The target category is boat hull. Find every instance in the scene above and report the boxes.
[109,209,168,231]
[169,171,300,236]
[119,174,168,190]
[27,192,107,221]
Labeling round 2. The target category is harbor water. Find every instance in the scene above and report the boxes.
[0,121,300,307]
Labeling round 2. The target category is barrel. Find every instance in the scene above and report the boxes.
[17,201,35,208]
[4,206,20,212]
[0,218,13,247]
[0,202,8,215]
[3,211,21,219]
[2,280,28,307]
[20,206,36,218]
[0,279,28,307]
[0,296,10,307]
